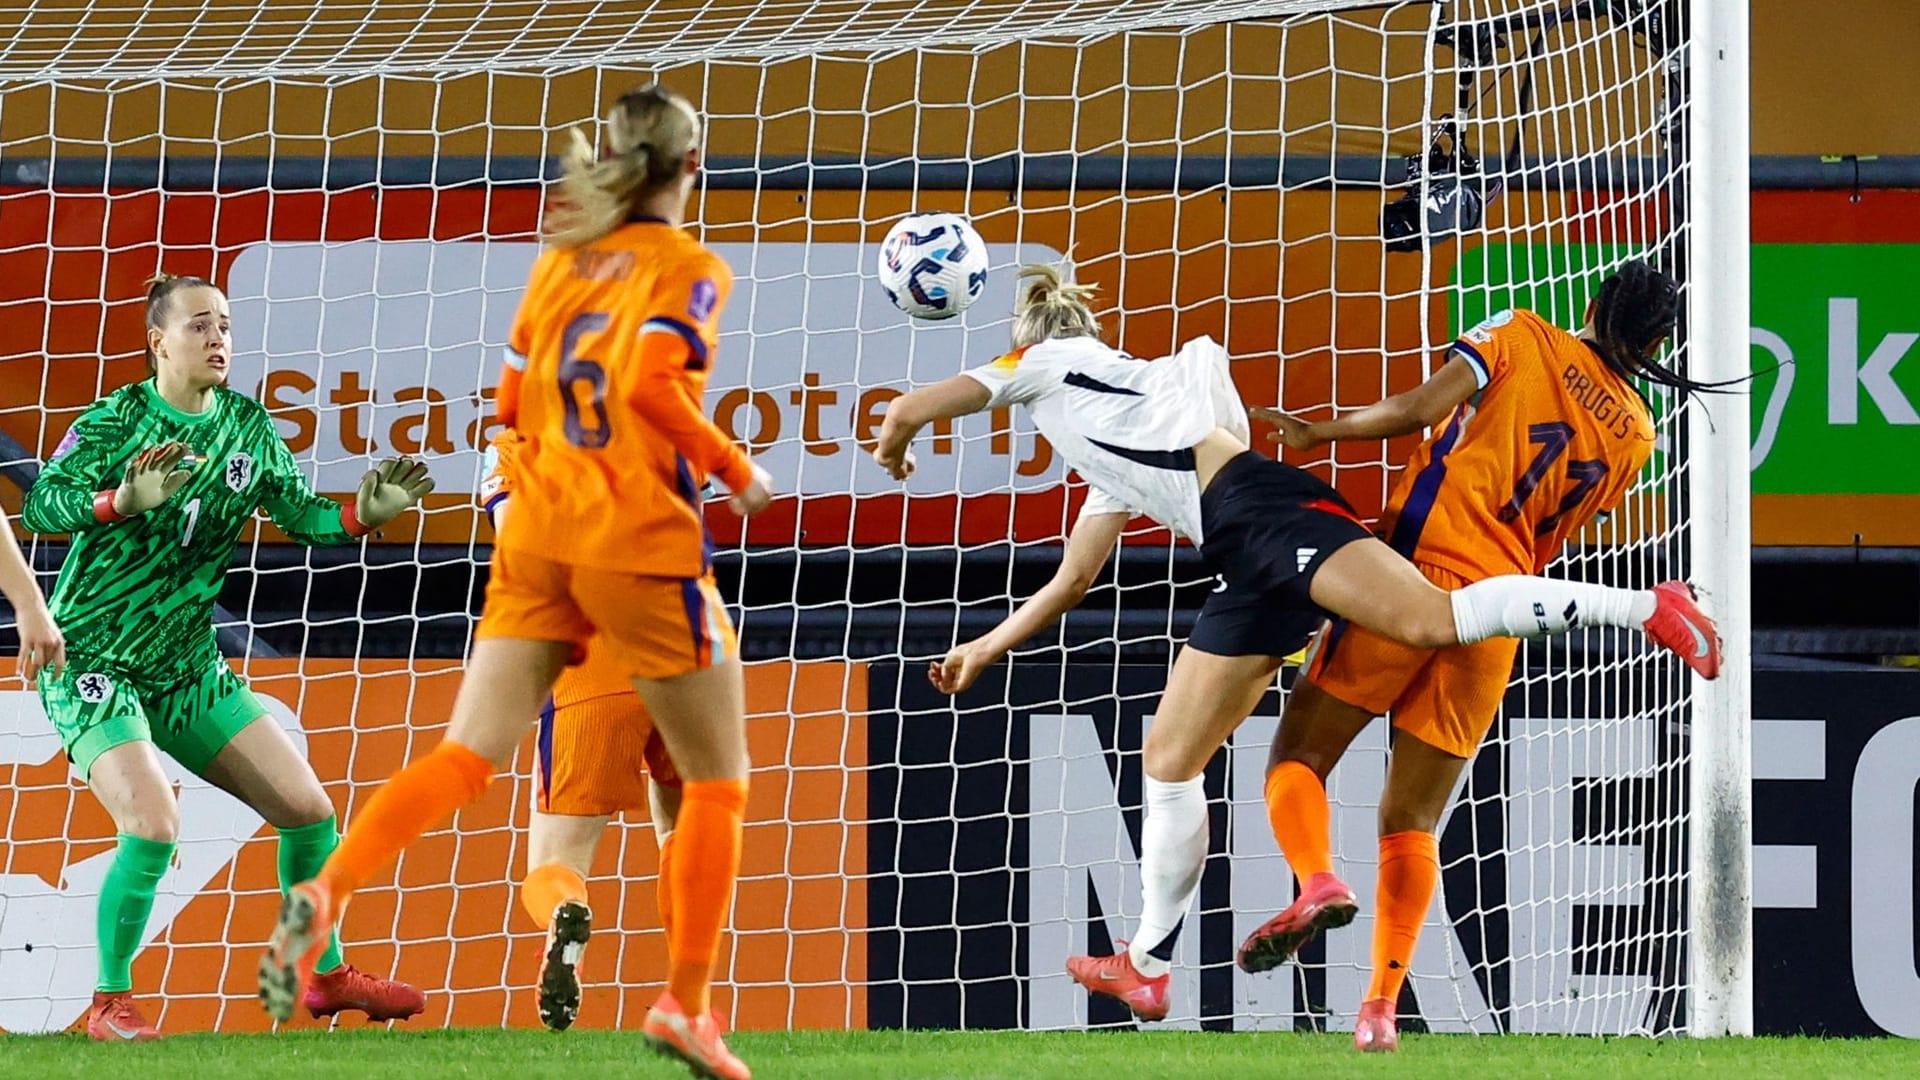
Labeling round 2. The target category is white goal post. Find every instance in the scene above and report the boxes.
[1684,0,1754,1040]
[0,0,1750,1039]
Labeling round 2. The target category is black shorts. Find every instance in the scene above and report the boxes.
[1188,452,1374,659]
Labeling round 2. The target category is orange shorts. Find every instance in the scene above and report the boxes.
[1303,563,1520,759]
[536,691,681,816]
[477,545,737,681]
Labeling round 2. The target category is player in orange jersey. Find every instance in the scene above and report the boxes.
[1239,261,1721,1052]
[261,84,770,1080]
[480,428,684,1032]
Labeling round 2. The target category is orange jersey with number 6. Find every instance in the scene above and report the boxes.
[1378,308,1656,579]
[494,220,750,578]
[480,429,644,707]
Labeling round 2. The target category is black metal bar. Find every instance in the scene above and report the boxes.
[4,153,1910,194]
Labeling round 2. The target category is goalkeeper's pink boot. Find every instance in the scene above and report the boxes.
[1643,581,1722,680]
[1065,949,1170,1021]
[259,879,337,1022]
[1354,997,1399,1053]
[1236,871,1359,973]
[305,962,426,1022]
[86,992,160,1041]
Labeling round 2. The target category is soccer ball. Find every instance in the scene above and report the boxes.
[877,212,990,320]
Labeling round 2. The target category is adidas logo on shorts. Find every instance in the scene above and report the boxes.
[1295,548,1317,573]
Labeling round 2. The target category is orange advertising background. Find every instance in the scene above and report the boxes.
[0,659,867,1033]
[0,2,1689,547]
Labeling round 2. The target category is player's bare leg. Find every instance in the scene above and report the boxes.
[524,810,608,1031]
[649,778,684,940]
[260,637,568,1021]
[634,660,751,1080]
[206,717,425,1022]
[1306,541,1460,648]
[1067,647,1275,1020]
[1240,678,1370,973]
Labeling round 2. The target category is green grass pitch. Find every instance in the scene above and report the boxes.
[4,1028,1916,1079]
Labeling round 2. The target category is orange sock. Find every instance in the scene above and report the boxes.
[521,863,589,929]
[1367,830,1439,1004]
[665,778,748,1017]
[656,831,678,940]
[1264,761,1333,883]
[318,741,493,903]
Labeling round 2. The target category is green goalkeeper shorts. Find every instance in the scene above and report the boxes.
[40,647,269,780]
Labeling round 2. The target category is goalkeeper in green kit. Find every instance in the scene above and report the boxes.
[22,273,436,1040]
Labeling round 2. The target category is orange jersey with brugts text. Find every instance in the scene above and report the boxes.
[494,220,750,577]
[1377,308,1656,579]
[481,428,653,707]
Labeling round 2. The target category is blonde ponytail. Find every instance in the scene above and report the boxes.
[544,83,701,249]
[1011,263,1100,347]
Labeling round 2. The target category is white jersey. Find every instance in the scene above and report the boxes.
[961,335,1250,543]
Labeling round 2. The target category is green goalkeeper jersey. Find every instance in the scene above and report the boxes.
[22,379,359,686]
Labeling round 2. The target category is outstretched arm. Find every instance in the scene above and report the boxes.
[871,375,993,480]
[928,509,1128,694]
[1254,354,1480,451]
[256,421,434,544]
[0,506,62,686]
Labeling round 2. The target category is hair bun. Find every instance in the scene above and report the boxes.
[144,271,178,291]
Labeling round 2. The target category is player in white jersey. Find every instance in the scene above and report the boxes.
[870,264,1722,1022]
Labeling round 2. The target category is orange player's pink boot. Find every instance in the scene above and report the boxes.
[1643,581,1722,679]
[642,990,750,1080]
[86,992,160,1041]
[1065,949,1171,1021]
[1236,871,1359,973]
[304,962,426,1022]
[1354,997,1400,1052]
[258,879,337,1022]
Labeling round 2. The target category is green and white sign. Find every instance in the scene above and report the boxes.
[1750,244,1920,495]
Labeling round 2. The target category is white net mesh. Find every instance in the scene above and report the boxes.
[0,0,1700,1038]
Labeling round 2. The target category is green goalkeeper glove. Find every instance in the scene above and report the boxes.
[354,457,436,529]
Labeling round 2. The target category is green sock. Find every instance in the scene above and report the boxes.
[277,816,345,975]
[97,833,174,994]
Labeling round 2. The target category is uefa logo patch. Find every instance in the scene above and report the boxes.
[1465,308,1514,344]
[50,427,83,462]
[76,672,114,704]
[687,278,717,322]
[225,451,254,492]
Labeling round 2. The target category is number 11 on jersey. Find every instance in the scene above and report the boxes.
[1499,421,1609,536]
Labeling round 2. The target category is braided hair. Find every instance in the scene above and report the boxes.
[1588,260,1737,399]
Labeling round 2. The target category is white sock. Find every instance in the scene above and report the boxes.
[1127,775,1208,979]
[1450,575,1658,644]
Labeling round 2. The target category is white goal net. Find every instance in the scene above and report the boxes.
[0,0,1746,1040]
